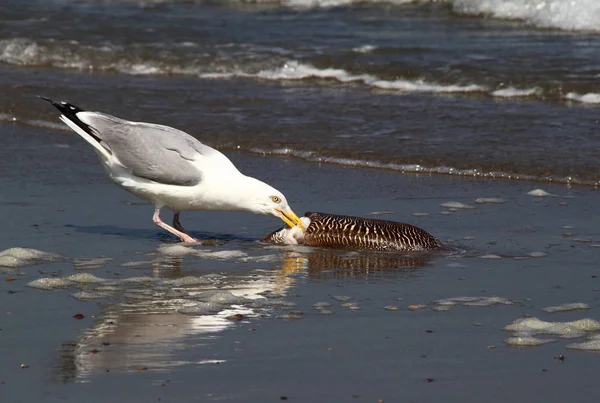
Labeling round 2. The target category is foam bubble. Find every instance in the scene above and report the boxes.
[73,257,112,270]
[352,44,377,53]
[567,335,600,351]
[435,296,513,308]
[202,60,486,95]
[195,250,247,259]
[505,317,600,338]
[565,92,600,104]
[449,0,600,32]
[412,212,430,217]
[0,247,61,268]
[157,244,198,257]
[440,202,474,209]
[27,277,72,290]
[332,295,353,301]
[542,303,590,313]
[121,261,152,268]
[66,273,105,284]
[492,87,539,97]
[71,291,113,300]
[474,198,506,204]
[527,189,552,197]
[479,254,503,259]
[505,336,556,347]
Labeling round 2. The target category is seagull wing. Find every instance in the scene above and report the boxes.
[77,112,235,186]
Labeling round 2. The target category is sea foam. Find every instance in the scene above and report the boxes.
[447,0,600,32]
[201,60,487,95]
[247,0,600,32]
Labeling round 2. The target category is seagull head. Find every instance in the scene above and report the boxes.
[241,178,305,230]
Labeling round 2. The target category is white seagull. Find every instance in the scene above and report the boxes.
[40,97,304,243]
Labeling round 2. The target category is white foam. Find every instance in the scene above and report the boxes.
[195,250,248,259]
[27,277,72,290]
[505,317,600,338]
[565,92,600,104]
[448,0,600,32]
[479,254,503,259]
[71,291,113,300]
[542,303,590,313]
[0,247,61,268]
[474,197,506,204]
[435,296,513,308]
[492,87,539,98]
[505,336,556,347]
[276,0,415,8]
[527,189,552,197]
[66,273,106,284]
[352,44,377,53]
[72,257,112,270]
[412,212,430,217]
[157,244,198,257]
[567,335,600,351]
[201,60,487,95]
[440,202,474,209]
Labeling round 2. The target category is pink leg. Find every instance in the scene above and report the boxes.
[153,208,199,243]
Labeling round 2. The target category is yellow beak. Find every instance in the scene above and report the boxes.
[276,208,305,230]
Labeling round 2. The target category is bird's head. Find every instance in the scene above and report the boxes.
[241,178,305,230]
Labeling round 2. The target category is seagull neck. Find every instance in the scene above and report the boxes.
[207,174,268,213]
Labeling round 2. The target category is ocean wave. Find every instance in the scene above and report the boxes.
[0,38,591,104]
[447,0,600,32]
[201,60,487,94]
[246,0,600,32]
[247,147,599,187]
[245,0,414,7]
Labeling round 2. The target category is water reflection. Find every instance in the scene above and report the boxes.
[55,243,439,381]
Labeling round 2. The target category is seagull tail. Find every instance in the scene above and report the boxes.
[39,96,111,158]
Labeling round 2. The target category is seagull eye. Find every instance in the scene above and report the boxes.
[270,195,281,203]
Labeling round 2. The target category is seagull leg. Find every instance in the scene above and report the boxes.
[153,208,199,243]
[172,211,187,233]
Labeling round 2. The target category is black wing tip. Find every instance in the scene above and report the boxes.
[38,96,85,114]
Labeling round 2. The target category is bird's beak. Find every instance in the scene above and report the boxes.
[275,207,305,230]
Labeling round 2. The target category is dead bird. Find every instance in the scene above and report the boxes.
[262,212,445,252]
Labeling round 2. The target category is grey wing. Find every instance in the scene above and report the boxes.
[80,112,223,186]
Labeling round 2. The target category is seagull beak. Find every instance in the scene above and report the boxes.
[275,207,305,230]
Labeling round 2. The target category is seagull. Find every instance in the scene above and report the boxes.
[40,97,304,243]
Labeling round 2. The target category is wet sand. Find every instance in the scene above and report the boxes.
[2,123,600,402]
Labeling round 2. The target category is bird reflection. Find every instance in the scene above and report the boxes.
[54,242,442,382]
[277,247,435,280]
